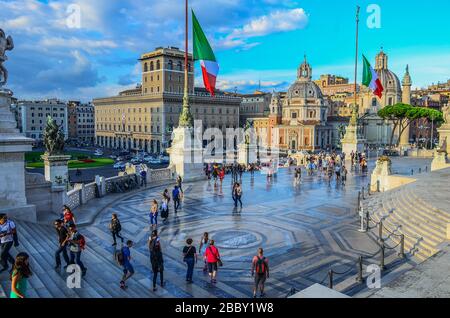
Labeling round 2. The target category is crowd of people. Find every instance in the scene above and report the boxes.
[2,150,371,298]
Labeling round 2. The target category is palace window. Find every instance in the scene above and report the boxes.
[144,63,148,72]
[150,61,154,71]
[168,60,173,70]
[156,60,160,70]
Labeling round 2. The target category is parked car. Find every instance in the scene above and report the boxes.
[131,158,142,164]
[94,149,103,156]
[109,154,117,159]
[113,162,126,169]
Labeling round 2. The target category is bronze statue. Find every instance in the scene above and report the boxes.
[0,28,14,87]
[43,116,65,155]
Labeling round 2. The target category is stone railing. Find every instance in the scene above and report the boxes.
[65,167,174,211]
[66,187,82,210]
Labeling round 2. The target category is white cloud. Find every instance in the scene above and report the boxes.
[220,8,308,49]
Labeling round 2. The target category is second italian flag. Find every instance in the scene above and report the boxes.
[362,55,384,98]
[192,10,219,96]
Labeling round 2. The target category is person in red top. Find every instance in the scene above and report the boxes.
[204,240,220,284]
[218,168,225,185]
[62,205,76,226]
[251,248,269,298]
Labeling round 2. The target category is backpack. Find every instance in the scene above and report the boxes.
[115,248,125,266]
[78,234,86,250]
[255,256,266,274]
[112,219,122,232]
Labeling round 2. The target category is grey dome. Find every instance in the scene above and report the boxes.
[287,80,324,99]
[378,69,401,93]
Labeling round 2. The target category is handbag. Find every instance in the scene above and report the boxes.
[183,245,193,263]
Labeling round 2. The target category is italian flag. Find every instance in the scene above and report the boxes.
[192,10,219,96]
[362,55,383,98]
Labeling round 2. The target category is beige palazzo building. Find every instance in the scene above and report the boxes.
[93,47,241,153]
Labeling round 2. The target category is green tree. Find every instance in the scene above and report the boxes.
[378,103,443,148]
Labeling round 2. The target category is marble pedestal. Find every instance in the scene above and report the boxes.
[167,127,205,182]
[431,150,450,171]
[0,89,36,221]
[341,124,365,156]
[238,143,257,165]
[41,153,71,187]
[438,126,450,154]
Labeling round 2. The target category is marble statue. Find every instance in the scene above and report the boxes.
[442,104,450,125]
[0,28,14,87]
[43,116,65,155]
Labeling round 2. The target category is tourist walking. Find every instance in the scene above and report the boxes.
[342,165,348,186]
[172,185,181,213]
[0,214,18,273]
[54,219,70,270]
[66,225,87,277]
[183,238,197,283]
[219,168,225,185]
[176,175,183,194]
[140,168,147,187]
[62,205,76,227]
[199,232,210,273]
[335,164,341,183]
[149,230,164,291]
[204,240,221,284]
[109,213,124,246]
[150,199,158,230]
[119,240,135,290]
[10,252,32,298]
[232,183,243,208]
[251,248,269,298]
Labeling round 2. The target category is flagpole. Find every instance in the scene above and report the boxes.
[179,0,194,128]
[350,5,360,126]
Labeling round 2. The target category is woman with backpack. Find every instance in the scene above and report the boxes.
[183,238,197,283]
[251,248,269,298]
[109,213,124,246]
[10,252,32,298]
[149,200,158,231]
[199,232,210,273]
[204,239,221,284]
[65,224,87,277]
[148,230,164,292]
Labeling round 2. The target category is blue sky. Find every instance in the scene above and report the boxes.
[1,0,449,101]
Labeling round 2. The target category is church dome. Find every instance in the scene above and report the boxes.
[288,81,324,99]
[287,55,324,99]
[378,68,401,93]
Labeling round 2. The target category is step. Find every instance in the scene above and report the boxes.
[404,189,450,223]
[381,198,444,245]
[370,211,435,260]
[395,194,448,231]
[399,191,450,227]
[384,199,445,244]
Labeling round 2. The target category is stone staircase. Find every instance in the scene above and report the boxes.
[0,220,159,298]
[366,172,450,262]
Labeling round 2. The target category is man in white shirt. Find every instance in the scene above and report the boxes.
[0,214,17,272]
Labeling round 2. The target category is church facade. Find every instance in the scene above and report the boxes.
[251,50,412,152]
[252,57,333,152]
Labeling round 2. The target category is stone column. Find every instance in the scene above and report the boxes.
[0,89,36,221]
[167,127,204,182]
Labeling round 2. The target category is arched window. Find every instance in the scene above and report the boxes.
[177,61,182,71]
[150,61,154,71]
[156,60,160,70]
[372,98,377,107]
[144,63,148,72]
[168,60,173,70]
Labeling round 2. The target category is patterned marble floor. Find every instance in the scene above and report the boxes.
[2,161,426,298]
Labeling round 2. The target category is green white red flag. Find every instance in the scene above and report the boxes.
[192,10,219,96]
[362,55,383,98]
